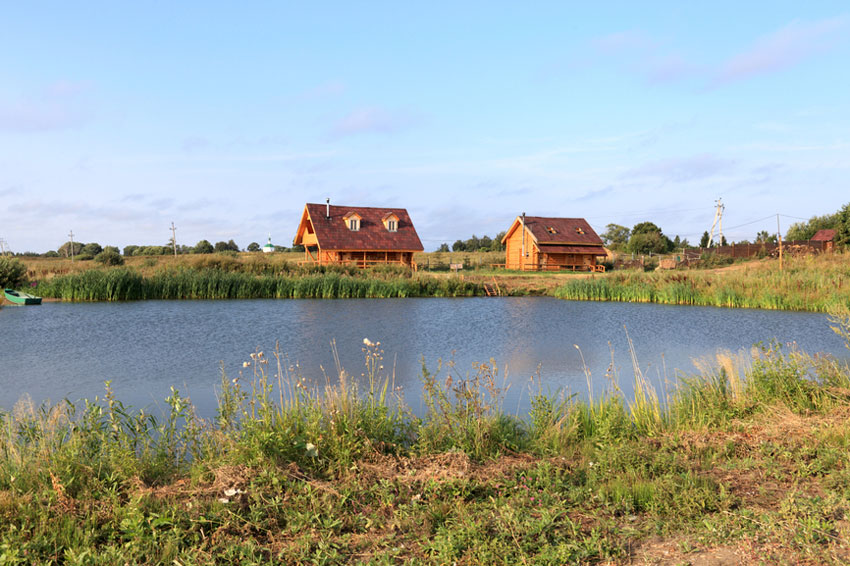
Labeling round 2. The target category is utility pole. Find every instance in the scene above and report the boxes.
[170,222,178,257]
[707,198,725,247]
[776,214,783,272]
[68,230,75,261]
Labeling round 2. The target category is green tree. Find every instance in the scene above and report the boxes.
[58,241,84,258]
[491,231,507,251]
[80,242,103,256]
[756,230,776,244]
[193,240,214,254]
[0,257,26,288]
[835,202,850,248]
[94,250,124,266]
[601,224,630,249]
[785,213,838,242]
[437,243,450,252]
[451,240,464,252]
[699,231,710,248]
[123,245,139,257]
[214,240,239,252]
[627,222,672,254]
[247,242,261,252]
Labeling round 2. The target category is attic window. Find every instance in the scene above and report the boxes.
[546,227,557,234]
[382,213,399,232]
[575,227,585,235]
[343,212,362,231]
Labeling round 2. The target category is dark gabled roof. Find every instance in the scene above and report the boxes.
[502,216,603,246]
[296,203,424,251]
[811,229,836,242]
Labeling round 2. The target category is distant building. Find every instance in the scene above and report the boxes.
[292,201,424,268]
[501,214,606,271]
[262,235,274,253]
[811,229,836,252]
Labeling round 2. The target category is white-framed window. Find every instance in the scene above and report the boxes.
[348,218,360,231]
[387,219,397,232]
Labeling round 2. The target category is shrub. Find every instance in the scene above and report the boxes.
[95,250,125,266]
[0,256,27,288]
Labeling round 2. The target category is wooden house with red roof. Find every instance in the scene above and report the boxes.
[811,229,836,252]
[501,214,606,271]
[293,201,424,268]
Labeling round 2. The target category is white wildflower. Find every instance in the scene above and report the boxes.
[305,442,319,458]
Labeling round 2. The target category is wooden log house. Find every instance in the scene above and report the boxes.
[501,214,606,271]
[293,202,424,268]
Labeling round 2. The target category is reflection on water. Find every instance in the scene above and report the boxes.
[0,298,845,418]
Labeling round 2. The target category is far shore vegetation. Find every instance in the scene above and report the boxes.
[2,309,850,563]
[1,248,846,312]
[2,201,848,308]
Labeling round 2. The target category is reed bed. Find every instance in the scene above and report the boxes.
[33,267,482,301]
[555,255,850,311]
[2,321,850,564]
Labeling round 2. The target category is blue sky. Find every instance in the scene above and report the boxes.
[1,1,849,252]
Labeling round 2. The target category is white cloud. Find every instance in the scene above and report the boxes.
[715,15,848,84]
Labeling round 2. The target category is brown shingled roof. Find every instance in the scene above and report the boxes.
[811,229,836,242]
[516,216,603,246]
[297,203,424,251]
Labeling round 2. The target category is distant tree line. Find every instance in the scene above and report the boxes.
[437,232,507,252]
[600,222,688,255]
[784,202,850,247]
[600,201,850,255]
[32,239,306,259]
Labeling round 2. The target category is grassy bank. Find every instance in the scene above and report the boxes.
[18,252,850,310]
[3,313,850,564]
[33,268,482,300]
[554,254,850,312]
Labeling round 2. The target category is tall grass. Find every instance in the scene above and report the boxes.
[3,323,850,563]
[33,268,482,301]
[555,255,850,312]
[7,329,847,486]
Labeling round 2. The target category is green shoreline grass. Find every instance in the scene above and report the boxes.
[554,255,850,312]
[22,253,850,311]
[33,268,483,301]
[3,311,850,564]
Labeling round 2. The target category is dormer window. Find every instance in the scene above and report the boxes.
[575,227,585,235]
[546,227,557,234]
[382,212,399,232]
[343,211,362,231]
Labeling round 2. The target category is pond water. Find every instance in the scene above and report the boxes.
[1,298,846,418]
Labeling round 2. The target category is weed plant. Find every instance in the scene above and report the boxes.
[555,254,850,312]
[2,323,850,563]
[33,268,482,301]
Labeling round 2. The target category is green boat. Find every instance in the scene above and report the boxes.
[4,289,42,305]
